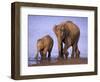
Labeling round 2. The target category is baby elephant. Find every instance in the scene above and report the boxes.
[35,35,54,60]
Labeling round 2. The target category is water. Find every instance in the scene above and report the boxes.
[28,57,58,66]
[28,57,88,66]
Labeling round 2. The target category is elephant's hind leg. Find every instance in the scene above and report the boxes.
[71,48,75,58]
[71,44,80,59]
[48,50,51,60]
[75,46,80,58]
[48,43,53,59]
[71,33,80,59]
[71,44,77,58]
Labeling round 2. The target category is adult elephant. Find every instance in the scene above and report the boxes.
[53,21,80,59]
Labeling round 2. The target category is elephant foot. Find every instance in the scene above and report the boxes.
[58,54,64,60]
[71,54,74,59]
[48,57,51,61]
[41,57,46,60]
[60,55,64,59]
[75,54,80,59]
[65,52,69,59]
[65,54,68,59]
[75,50,80,58]
[57,56,64,61]
[40,59,47,64]
[59,50,63,56]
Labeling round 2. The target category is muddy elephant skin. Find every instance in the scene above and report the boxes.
[53,21,80,59]
[35,35,54,60]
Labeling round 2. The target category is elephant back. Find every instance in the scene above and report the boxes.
[64,21,80,37]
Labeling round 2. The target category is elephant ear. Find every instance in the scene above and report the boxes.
[63,23,70,37]
[61,27,66,40]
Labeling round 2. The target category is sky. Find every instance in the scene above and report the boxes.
[28,15,88,59]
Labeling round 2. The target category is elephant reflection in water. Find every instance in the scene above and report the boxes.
[53,21,80,59]
[35,35,54,60]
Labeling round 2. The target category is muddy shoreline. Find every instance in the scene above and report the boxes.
[28,57,87,66]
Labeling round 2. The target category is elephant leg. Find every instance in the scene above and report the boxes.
[40,51,46,60]
[41,48,47,60]
[63,44,69,59]
[48,43,53,60]
[48,51,51,61]
[57,38,63,58]
[40,51,43,60]
[59,43,64,59]
[71,44,77,58]
[74,33,80,58]
[75,46,80,58]
[48,49,51,60]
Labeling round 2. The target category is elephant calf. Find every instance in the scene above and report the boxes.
[35,35,54,60]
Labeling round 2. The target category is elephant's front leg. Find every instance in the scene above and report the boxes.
[41,48,48,60]
[40,51,43,60]
[40,51,46,60]
[58,42,63,59]
[63,44,69,59]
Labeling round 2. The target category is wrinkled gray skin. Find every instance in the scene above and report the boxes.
[35,35,54,60]
[53,21,80,59]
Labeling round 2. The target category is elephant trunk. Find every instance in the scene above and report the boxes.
[34,50,38,59]
[58,38,63,58]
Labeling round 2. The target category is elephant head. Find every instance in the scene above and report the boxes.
[53,24,69,57]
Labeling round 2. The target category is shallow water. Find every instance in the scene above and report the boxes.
[28,57,88,66]
[28,57,58,65]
